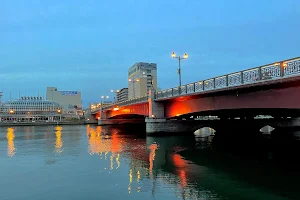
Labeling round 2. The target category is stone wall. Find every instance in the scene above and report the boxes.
[145,118,204,135]
[145,118,300,135]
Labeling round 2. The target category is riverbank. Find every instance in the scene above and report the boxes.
[0,121,86,127]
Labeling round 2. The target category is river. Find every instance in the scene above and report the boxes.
[0,125,299,200]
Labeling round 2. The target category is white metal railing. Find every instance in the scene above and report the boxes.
[156,57,300,99]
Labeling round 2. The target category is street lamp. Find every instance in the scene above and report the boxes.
[110,89,120,102]
[101,95,109,106]
[128,78,139,98]
[171,52,188,86]
[57,109,62,121]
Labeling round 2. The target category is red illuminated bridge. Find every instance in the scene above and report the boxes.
[90,56,300,135]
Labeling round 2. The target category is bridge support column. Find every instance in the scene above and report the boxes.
[146,89,169,135]
[98,106,109,125]
[148,89,165,118]
[146,119,203,136]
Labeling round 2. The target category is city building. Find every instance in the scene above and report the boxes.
[0,96,62,122]
[128,62,157,99]
[46,87,82,117]
[116,88,128,102]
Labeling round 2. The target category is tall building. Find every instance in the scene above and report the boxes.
[116,88,128,102]
[46,87,82,116]
[128,62,157,99]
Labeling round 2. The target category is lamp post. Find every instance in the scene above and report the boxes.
[128,78,139,99]
[57,108,62,121]
[171,52,188,86]
[101,95,109,109]
[110,89,120,102]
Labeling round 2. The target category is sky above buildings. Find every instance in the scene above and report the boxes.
[1,0,300,105]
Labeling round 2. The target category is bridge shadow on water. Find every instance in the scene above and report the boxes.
[179,128,300,200]
[91,124,300,199]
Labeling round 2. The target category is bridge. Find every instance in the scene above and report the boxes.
[90,56,300,135]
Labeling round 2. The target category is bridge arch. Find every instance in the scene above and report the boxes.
[104,103,149,119]
[259,125,275,133]
[194,127,216,137]
[108,114,146,119]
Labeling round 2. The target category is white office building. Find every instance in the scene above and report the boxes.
[46,87,82,117]
[128,62,157,99]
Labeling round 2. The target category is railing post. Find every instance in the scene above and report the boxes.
[193,83,196,93]
[258,67,262,80]
[226,75,228,86]
[202,81,204,91]
[280,62,285,77]
[213,78,216,89]
[240,71,244,84]
[172,88,173,97]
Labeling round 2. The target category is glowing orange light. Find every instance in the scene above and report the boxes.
[113,107,119,111]
[148,143,158,171]
[171,52,176,58]
[6,128,16,157]
[55,126,63,153]
[172,154,188,188]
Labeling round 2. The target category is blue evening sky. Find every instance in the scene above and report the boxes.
[1,0,300,106]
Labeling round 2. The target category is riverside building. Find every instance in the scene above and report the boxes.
[46,87,83,117]
[0,96,62,122]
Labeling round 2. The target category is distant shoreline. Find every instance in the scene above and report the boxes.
[0,121,88,127]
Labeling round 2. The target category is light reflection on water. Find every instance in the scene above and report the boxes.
[0,125,299,200]
[6,127,16,157]
[55,126,63,154]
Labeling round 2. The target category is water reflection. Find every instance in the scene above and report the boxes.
[54,126,63,154]
[86,125,123,170]
[148,142,158,172]
[1,125,300,200]
[6,127,16,157]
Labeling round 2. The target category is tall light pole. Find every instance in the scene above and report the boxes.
[171,52,188,86]
[128,78,139,99]
[110,89,120,102]
[100,95,109,110]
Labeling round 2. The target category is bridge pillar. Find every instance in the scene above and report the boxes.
[98,106,110,125]
[146,89,169,135]
[148,89,164,118]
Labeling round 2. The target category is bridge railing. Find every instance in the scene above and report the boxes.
[102,96,148,110]
[156,57,300,99]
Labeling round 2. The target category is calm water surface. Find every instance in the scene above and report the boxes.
[0,125,300,200]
